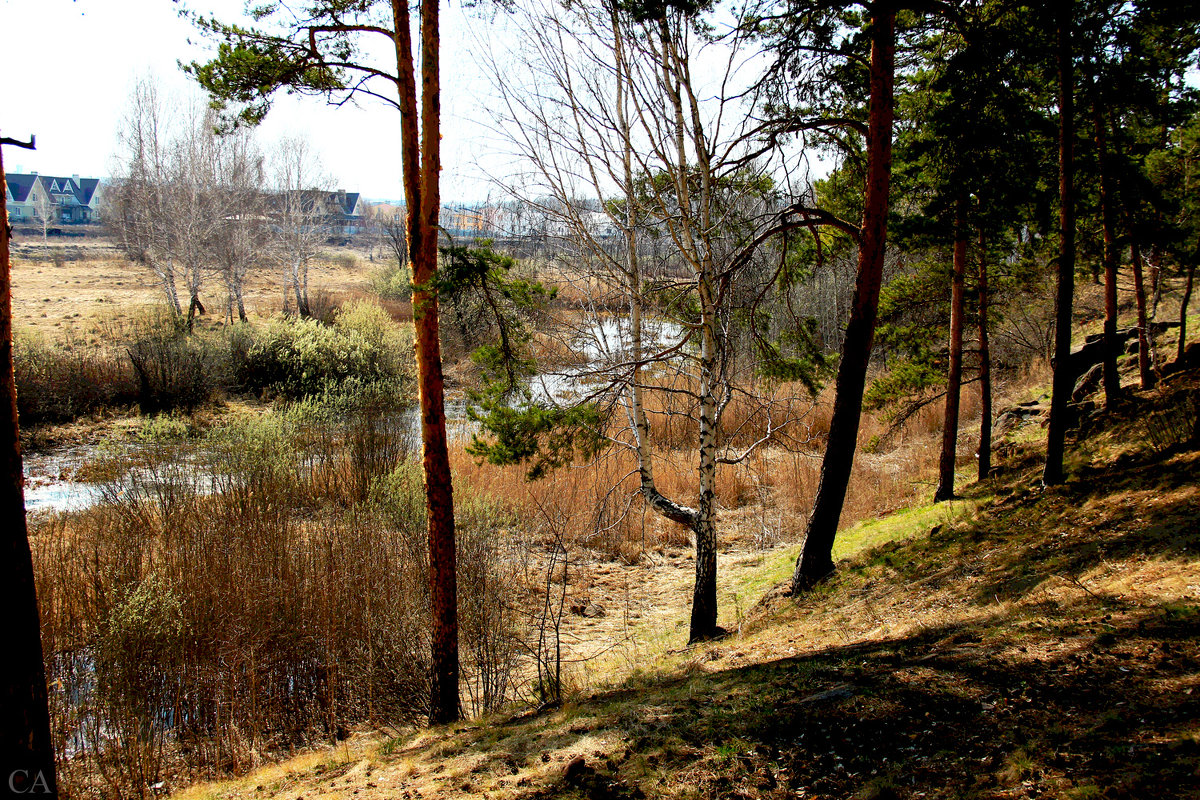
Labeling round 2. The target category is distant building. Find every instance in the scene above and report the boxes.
[440,204,495,239]
[5,173,103,225]
[276,188,364,236]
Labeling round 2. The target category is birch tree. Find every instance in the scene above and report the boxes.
[109,85,226,324]
[211,127,269,323]
[32,183,56,239]
[480,0,827,642]
[110,79,185,315]
[271,137,330,317]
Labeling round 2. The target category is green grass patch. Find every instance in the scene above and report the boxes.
[720,494,986,617]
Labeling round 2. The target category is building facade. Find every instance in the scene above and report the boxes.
[5,173,103,226]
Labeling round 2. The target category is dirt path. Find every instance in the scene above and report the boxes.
[527,535,795,691]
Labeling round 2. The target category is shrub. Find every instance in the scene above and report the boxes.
[14,330,139,425]
[35,437,523,797]
[369,259,413,302]
[126,314,217,414]
[239,316,376,399]
[335,298,413,381]
[136,413,193,442]
[329,251,360,271]
[239,308,411,400]
[304,288,341,325]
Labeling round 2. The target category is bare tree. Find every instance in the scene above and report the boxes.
[483,0,823,642]
[166,108,225,326]
[109,82,227,323]
[109,80,184,314]
[32,182,56,239]
[271,137,331,316]
[210,128,269,323]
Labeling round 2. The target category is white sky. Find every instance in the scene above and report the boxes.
[0,0,502,202]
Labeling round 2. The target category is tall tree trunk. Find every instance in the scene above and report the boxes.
[293,260,307,317]
[1149,246,1162,320]
[691,271,720,641]
[1094,108,1121,408]
[1131,241,1154,388]
[977,231,993,481]
[1,143,60,798]
[235,281,247,323]
[935,194,968,502]
[392,0,459,725]
[1180,263,1195,364]
[187,292,204,329]
[791,8,895,593]
[1044,2,1076,487]
[299,260,310,318]
[160,262,183,316]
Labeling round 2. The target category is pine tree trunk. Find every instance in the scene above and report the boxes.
[791,8,895,593]
[1131,241,1155,389]
[1180,263,1195,364]
[392,0,459,726]
[1044,3,1076,487]
[978,232,993,481]
[935,195,968,502]
[1094,109,1121,408]
[1,144,60,798]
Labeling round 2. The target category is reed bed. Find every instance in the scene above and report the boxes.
[32,402,521,800]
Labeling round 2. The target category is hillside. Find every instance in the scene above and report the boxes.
[171,364,1200,800]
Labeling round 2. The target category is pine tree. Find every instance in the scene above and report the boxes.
[185,0,461,724]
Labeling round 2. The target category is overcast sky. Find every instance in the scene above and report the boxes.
[0,0,504,201]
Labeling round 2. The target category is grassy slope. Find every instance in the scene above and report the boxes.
[178,369,1200,800]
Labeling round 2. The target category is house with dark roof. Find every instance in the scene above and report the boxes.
[5,173,103,226]
[274,188,364,237]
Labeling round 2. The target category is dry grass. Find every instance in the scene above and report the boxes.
[8,240,375,338]
[167,362,1200,800]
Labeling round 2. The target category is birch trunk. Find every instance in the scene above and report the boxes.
[1131,241,1154,388]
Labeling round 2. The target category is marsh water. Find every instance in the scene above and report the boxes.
[23,316,685,513]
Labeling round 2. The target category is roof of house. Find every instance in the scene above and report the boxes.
[5,173,37,203]
[5,173,102,206]
[277,189,362,218]
[335,191,360,216]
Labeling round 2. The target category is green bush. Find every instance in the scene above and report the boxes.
[239,303,411,400]
[239,316,376,399]
[335,298,412,380]
[368,259,413,302]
